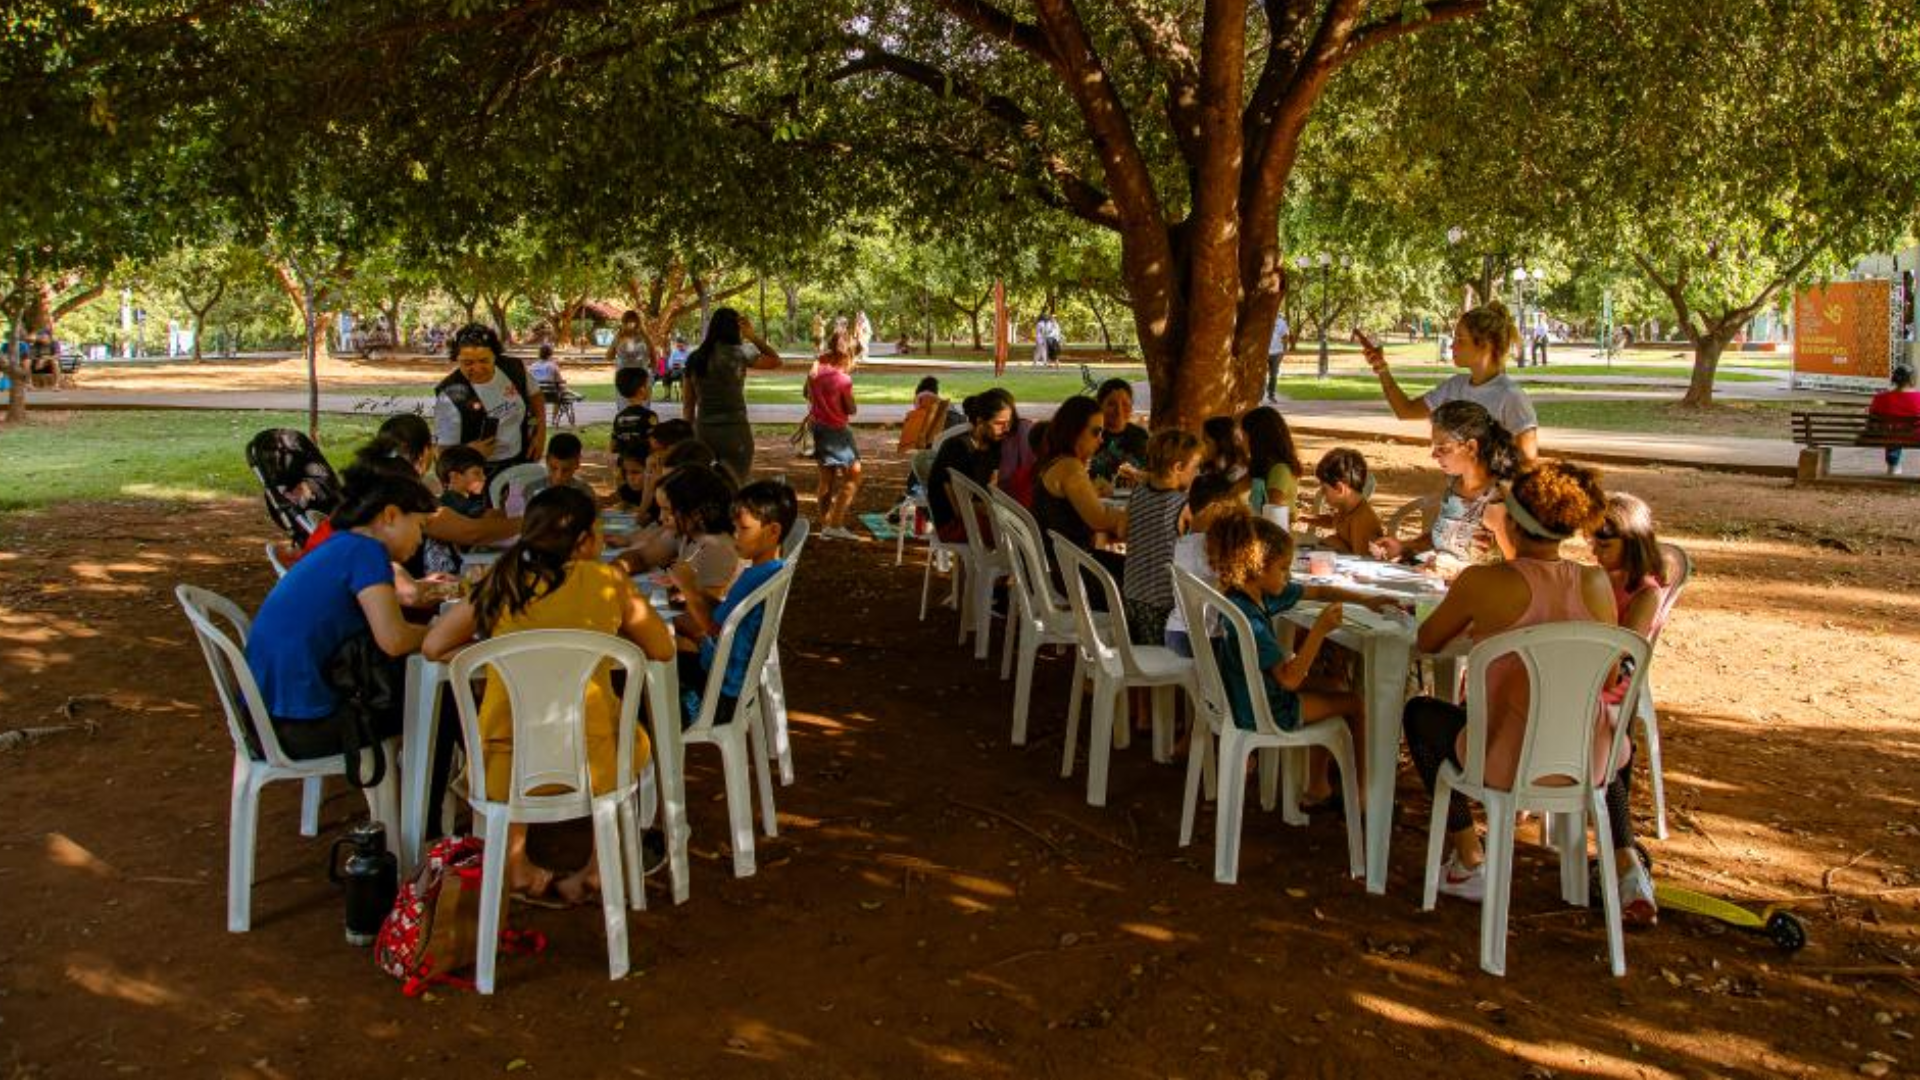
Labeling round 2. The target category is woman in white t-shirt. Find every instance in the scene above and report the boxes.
[432,323,545,476]
[1363,300,1539,462]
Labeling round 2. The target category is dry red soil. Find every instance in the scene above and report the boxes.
[2,429,1918,1079]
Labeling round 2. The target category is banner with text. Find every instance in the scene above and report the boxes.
[1793,280,1898,392]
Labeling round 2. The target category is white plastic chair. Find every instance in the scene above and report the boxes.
[756,520,809,787]
[986,489,1087,747]
[1635,542,1691,840]
[682,563,795,877]
[1420,623,1651,977]
[895,450,934,567]
[948,473,1012,661]
[915,458,972,624]
[176,584,401,933]
[1050,533,1193,807]
[446,629,649,994]
[1169,567,1364,884]
[1385,493,1442,541]
[265,542,291,579]
[488,462,548,514]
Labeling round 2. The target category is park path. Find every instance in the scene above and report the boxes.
[30,383,1884,478]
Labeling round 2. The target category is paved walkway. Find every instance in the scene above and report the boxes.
[34,385,1889,478]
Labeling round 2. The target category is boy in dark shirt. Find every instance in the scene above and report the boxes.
[610,367,658,463]
[424,445,491,574]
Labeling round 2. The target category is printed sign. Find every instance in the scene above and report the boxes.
[1793,280,1897,392]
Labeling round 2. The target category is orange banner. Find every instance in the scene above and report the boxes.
[992,279,1008,377]
[1793,280,1895,389]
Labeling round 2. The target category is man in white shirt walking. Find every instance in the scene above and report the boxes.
[1266,313,1290,403]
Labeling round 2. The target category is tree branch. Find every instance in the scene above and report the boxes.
[1346,0,1488,59]
[1109,0,1205,167]
[933,0,1058,62]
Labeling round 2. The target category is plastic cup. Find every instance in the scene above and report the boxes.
[1307,551,1336,577]
[1261,504,1291,531]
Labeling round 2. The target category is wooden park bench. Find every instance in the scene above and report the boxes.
[56,353,82,389]
[1791,410,1920,482]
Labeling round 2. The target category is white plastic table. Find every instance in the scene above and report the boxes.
[1277,554,1452,894]
[397,641,694,905]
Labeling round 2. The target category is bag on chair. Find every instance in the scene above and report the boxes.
[323,632,404,789]
[374,836,544,995]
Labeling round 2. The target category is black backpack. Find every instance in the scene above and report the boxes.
[246,428,342,543]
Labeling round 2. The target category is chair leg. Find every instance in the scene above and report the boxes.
[474,809,511,994]
[970,571,994,661]
[1481,803,1517,977]
[895,505,909,567]
[228,761,264,933]
[299,776,323,837]
[619,791,645,912]
[1179,733,1205,848]
[1259,746,1281,814]
[999,601,1018,680]
[1557,808,1589,908]
[1592,790,1628,977]
[762,648,794,786]
[1214,736,1250,885]
[592,802,631,982]
[1330,733,1366,880]
[918,542,937,621]
[748,706,779,838]
[1060,655,1086,779]
[1085,682,1119,807]
[1010,632,1039,746]
[1420,777,1453,911]
[1112,689,1131,751]
[719,736,757,878]
[1149,684,1175,764]
[1199,725,1217,801]
[1638,688,1669,841]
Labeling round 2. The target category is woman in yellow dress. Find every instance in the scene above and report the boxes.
[425,485,674,903]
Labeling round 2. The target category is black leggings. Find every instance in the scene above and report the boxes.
[1403,695,1635,845]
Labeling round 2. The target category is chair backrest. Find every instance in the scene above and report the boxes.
[1049,531,1140,679]
[175,584,299,769]
[947,472,1003,564]
[1460,623,1651,796]
[990,497,1063,630]
[1384,492,1441,541]
[265,542,291,579]
[488,462,549,513]
[988,485,1069,613]
[1650,541,1692,644]
[1169,564,1296,739]
[781,515,811,564]
[446,629,647,814]
[686,562,797,734]
[929,423,969,455]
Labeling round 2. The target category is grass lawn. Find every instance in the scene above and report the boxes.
[0,409,615,511]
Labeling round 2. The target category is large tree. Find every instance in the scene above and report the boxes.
[790,0,1485,424]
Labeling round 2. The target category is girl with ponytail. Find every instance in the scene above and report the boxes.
[1361,298,1541,461]
[423,485,674,902]
[1371,400,1521,574]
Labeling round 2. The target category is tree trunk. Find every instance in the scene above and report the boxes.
[781,282,801,346]
[482,292,514,339]
[1682,324,1740,407]
[1085,290,1113,353]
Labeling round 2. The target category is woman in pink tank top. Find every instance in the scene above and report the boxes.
[1400,462,1618,908]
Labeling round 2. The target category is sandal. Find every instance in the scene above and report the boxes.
[510,866,568,909]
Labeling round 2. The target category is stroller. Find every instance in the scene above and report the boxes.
[246,428,343,544]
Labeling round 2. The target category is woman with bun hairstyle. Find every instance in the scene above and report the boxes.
[1401,460,1618,904]
[1362,299,1540,462]
[927,388,1014,542]
[1371,400,1521,574]
[424,485,674,902]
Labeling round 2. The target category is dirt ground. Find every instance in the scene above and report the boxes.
[3,428,1919,1079]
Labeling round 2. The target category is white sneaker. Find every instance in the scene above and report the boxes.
[1619,862,1658,928]
[823,525,859,541]
[1438,854,1486,903]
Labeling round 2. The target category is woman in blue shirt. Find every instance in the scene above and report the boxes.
[246,464,438,761]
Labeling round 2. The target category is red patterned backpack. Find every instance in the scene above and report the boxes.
[374,836,544,995]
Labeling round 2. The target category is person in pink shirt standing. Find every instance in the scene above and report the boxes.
[806,330,862,539]
[1869,367,1920,475]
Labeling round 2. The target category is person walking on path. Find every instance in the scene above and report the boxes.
[1266,312,1290,403]
[607,310,652,373]
[685,307,782,487]
[1362,300,1540,462]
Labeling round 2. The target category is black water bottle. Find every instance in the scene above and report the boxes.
[329,821,399,947]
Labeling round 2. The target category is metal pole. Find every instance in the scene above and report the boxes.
[1317,262,1330,379]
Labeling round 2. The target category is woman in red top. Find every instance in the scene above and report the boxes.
[806,330,861,539]
[1869,366,1920,475]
